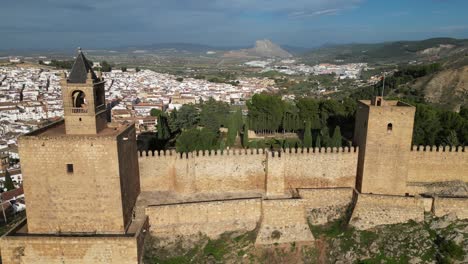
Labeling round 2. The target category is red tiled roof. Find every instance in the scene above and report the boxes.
[1,186,23,201]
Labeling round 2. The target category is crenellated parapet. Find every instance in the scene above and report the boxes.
[411,145,466,152]
[138,148,267,158]
[139,146,359,159]
[270,146,358,157]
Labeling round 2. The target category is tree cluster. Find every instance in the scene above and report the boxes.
[413,104,468,146]
[246,94,355,148]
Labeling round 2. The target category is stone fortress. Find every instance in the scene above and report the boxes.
[0,51,467,263]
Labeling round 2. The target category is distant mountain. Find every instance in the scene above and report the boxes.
[301,38,468,64]
[120,43,245,53]
[224,39,293,59]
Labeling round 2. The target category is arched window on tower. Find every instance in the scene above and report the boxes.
[387,123,393,133]
[72,90,87,108]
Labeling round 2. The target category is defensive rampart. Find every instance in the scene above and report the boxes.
[145,198,262,238]
[298,188,355,225]
[433,197,468,219]
[349,194,425,230]
[138,147,358,196]
[408,146,468,185]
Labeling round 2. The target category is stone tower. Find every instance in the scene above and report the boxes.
[353,96,416,195]
[1,50,147,264]
[61,48,108,135]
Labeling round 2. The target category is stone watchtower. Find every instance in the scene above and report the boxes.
[1,50,147,264]
[353,96,416,195]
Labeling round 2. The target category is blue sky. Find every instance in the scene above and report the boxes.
[1,0,468,50]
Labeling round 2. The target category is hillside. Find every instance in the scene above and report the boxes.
[301,38,468,65]
[413,66,468,110]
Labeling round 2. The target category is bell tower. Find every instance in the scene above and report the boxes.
[61,48,107,135]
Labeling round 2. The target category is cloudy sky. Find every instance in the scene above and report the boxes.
[1,0,468,50]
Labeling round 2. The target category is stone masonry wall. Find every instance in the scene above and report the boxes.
[19,135,126,234]
[146,198,262,238]
[139,148,358,196]
[298,188,354,225]
[255,199,314,245]
[407,146,468,185]
[0,235,140,264]
[139,149,266,194]
[280,147,358,192]
[433,197,468,219]
[349,194,425,230]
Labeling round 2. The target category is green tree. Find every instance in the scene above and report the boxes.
[199,98,230,133]
[242,123,249,148]
[226,115,238,147]
[157,114,171,141]
[444,130,459,147]
[4,170,15,191]
[412,104,441,145]
[315,135,322,148]
[170,105,200,132]
[296,98,320,129]
[101,61,112,72]
[176,128,218,153]
[150,108,162,117]
[331,126,342,148]
[303,121,313,148]
[320,126,331,147]
[247,94,284,133]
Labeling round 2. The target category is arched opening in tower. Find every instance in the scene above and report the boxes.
[72,90,87,108]
[387,123,393,133]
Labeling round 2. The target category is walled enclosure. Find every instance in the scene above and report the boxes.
[138,147,358,196]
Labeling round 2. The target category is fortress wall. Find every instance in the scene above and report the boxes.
[139,148,358,196]
[408,146,468,184]
[298,188,354,225]
[0,235,139,264]
[139,151,176,192]
[433,197,468,219]
[349,194,425,230]
[146,198,262,238]
[139,149,266,194]
[280,147,358,191]
[255,199,314,245]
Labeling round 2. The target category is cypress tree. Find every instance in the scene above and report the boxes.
[243,123,249,148]
[226,115,237,147]
[157,114,171,140]
[331,126,342,148]
[321,126,331,147]
[4,170,14,191]
[303,121,312,148]
[315,135,322,149]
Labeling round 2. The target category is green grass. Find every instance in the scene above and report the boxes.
[203,237,228,261]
